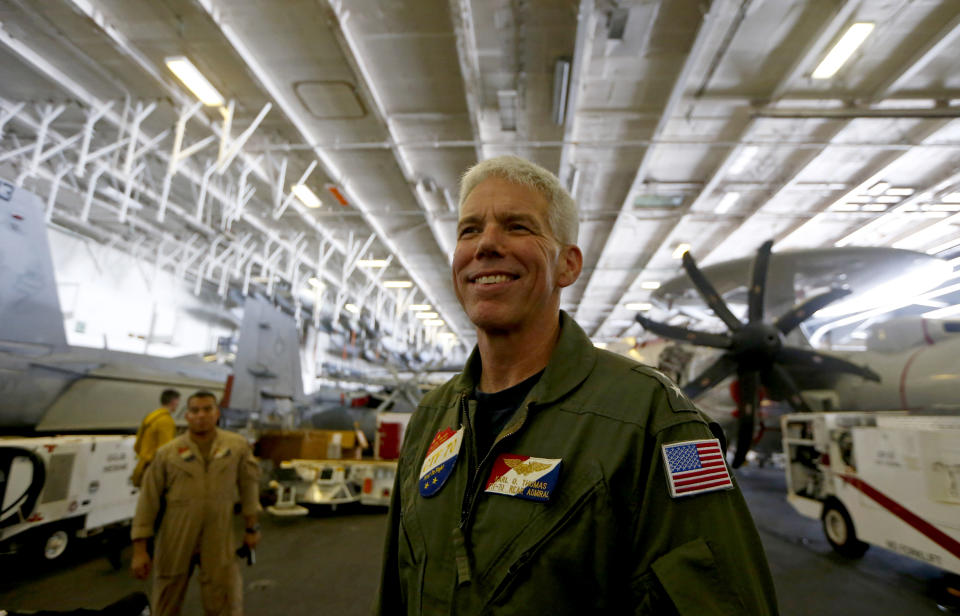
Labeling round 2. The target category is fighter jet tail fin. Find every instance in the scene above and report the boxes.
[230,296,304,417]
[0,181,68,349]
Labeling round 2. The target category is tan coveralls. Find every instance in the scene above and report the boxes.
[132,429,260,616]
[132,407,177,487]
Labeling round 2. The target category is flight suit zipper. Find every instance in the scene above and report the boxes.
[453,392,531,586]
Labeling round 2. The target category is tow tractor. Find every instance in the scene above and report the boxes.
[0,435,138,562]
[782,412,960,576]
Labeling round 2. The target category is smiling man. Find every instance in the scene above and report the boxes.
[376,156,778,615]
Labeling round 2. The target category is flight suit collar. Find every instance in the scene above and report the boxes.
[453,310,597,407]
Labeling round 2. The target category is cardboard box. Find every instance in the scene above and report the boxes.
[256,430,357,463]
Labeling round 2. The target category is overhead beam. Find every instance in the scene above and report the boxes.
[556,0,597,189]
[448,0,485,162]
[324,0,456,258]
[592,0,861,338]
[195,0,467,342]
[871,11,960,99]
[54,0,445,343]
[574,0,731,330]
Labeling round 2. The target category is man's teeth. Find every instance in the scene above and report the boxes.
[475,274,512,284]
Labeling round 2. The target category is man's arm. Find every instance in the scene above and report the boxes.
[130,450,165,579]
[237,440,261,548]
[156,415,177,448]
[631,417,779,615]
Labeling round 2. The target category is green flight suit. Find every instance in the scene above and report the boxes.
[376,311,778,615]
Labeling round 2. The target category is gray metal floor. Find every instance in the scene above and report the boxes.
[0,467,952,614]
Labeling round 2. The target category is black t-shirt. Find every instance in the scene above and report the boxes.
[473,370,544,459]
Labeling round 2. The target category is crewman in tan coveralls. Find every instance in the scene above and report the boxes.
[131,391,261,616]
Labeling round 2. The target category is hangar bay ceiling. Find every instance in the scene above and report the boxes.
[1,0,958,356]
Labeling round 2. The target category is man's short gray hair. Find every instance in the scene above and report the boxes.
[458,156,579,246]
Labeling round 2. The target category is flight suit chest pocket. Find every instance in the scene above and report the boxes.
[165,463,197,504]
[479,461,607,604]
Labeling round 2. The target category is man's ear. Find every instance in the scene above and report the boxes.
[557,244,583,288]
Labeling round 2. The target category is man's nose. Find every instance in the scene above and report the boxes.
[475,225,504,257]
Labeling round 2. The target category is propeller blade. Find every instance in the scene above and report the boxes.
[731,369,760,468]
[635,314,732,350]
[763,364,811,412]
[681,251,743,332]
[747,240,773,323]
[774,287,852,335]
[777,347,881,382]
[681,354,738,399]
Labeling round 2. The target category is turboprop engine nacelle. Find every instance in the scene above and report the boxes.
[865,317,960,353]
[836,327,960,412]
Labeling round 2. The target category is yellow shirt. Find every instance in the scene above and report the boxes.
[131,407,176,487]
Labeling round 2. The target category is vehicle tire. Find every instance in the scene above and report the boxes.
[822,500,869,558]
[38,526,72,562]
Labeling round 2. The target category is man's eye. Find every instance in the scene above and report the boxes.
[458,226,478,237]
[509,223,531,232]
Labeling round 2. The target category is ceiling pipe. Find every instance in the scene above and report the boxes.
[754,107,960,119]
[248,137,960,152]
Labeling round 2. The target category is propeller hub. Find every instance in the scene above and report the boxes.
[731,322,783,367]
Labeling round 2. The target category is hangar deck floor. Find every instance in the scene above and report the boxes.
[0,466,951,615]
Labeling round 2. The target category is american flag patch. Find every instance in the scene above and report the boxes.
[661,438,733,498]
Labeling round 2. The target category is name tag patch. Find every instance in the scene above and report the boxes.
[484,454,562,502]
[662,438,733,498]
[177,446,195,462]
[419,426,464,497]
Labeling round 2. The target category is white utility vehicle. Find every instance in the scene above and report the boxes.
[782,412,960,574]
[0,434,138,562]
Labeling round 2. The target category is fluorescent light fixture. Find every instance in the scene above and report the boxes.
[640,281,661,290]
[165,56,225,106]
[846,195,873,203]
[593,341,608,349]
[714,192,741,214]
[866,181,889,196]
[383,280,413,288]
[885,187,915,196]
[308,277,324,289]
[924,203,960,212]
[830,203,861,211]
[625,302,653,311]
[415,312,440,319]
[812,22,874,79]
[409,304,432,311]
[292,184,322,208]
[862,203,887,212]
[729,146,759,174]
[875,195,902,203]
[356,259,389,268]
[344,303,360,314]
[424,319,445,327]
[552,58,571,125]
[438,332,457,340]
[943,192,960,203]
[672,243,691,259]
